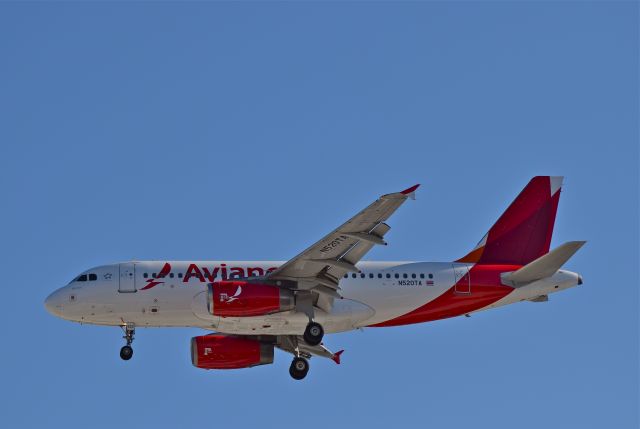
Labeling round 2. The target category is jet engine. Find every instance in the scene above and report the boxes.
[191,334,274,369]
[207,281,294,317]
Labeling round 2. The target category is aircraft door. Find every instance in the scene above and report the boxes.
[452,264,471,294]
[119,263,137,293]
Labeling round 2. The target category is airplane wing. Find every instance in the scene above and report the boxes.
[266,184,419,306]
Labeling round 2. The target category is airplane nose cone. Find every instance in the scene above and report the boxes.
[44,289,65,317]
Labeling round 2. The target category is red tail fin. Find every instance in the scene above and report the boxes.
[457,176,563,265]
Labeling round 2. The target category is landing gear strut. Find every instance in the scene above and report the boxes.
[295,291,324,346]
[289,357,309,380]
[303,321,324,346]
[119,324,135,361]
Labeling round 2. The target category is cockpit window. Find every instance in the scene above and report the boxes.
[89,273,97,281]
[76,274,87,282]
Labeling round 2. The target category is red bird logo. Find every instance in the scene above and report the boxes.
[140,263,172,290]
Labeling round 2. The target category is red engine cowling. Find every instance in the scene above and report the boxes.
[191,334,274,369]
[207,281,294,317]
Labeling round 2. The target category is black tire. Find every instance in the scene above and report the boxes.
[303,322,324,346]
[120,345,133,361]
[289,357,309,380]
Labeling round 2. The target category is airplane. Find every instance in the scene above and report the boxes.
[45,176,585,380]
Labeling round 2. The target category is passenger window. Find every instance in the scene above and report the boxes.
[420,273,425,279]
[429,273,434,279]
[369,273,374,278]
[352,273,357,278]
[394,273,399,279]
[360,273,365,278]
[143,273,148,278]
[403,273,408,279]
[152,273,157,278]
[89,273,97,281]
[178,273,183,278]
[411,273,416,279]
[344,274,348,278]
[386,273,391,279]
[378,273,382,278]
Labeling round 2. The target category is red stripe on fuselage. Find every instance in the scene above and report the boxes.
[370,264,519,327]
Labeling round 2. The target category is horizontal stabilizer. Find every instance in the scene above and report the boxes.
[503,241,586,286]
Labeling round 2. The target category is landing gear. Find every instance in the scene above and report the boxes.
[303,322,324,346]
[289,357,309,380]
[120,345,133,360]
[296,291,323,346]
[119,324,135,361]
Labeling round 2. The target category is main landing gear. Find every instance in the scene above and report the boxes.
[119,324,135,361]
[289,356,309,380]
[295,292,324,347]
[303,321,324,346]
[288,321,324,380]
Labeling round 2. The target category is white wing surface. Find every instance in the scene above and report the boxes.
[266,185,420,303]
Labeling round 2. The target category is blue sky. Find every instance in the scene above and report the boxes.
[0,2,637,428]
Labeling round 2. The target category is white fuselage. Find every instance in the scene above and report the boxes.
[45,260,581,335]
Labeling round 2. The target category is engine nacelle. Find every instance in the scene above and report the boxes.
[207,281,294,317]
[191,334,274,369]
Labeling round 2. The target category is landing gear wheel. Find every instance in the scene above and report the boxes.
[120,345,133,360]
[289,357,309,380]
[119,323,135,361]
[303,322,324,346]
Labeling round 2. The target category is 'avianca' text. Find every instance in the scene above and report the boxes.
[183,264,278,282]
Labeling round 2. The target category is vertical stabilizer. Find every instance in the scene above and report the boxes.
[457,176,563,265]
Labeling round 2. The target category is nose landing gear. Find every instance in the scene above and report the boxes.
[120,345,133,360]
[119,324,135,361]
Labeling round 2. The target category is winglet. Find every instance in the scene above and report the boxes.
[400,184,420,200]
[401,184,420,195]
[331,350,344,365]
